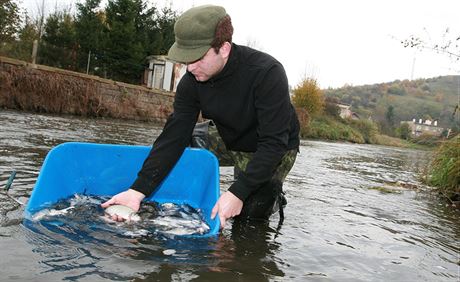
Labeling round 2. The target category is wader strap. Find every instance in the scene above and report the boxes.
[274,192,286,236]
[278,191,286,225]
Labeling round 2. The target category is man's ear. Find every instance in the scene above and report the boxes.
[219,42,232,60]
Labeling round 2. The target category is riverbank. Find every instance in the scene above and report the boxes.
[423,135,460,205]
[301,114,459,206]
[371,134,434,150]
[0,56,439,152]
[0,56,174,123]
[300,115,434,150]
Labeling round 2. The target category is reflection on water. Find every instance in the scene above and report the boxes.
[0,109,459,281]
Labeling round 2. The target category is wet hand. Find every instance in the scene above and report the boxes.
[211,191,243,229]
[101,189,145,221]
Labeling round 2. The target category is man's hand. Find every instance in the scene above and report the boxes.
[211,191,243,229]
[101,189,145,221]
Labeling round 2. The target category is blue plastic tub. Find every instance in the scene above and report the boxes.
[25,142,220,236]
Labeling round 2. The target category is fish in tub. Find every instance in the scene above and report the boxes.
[24,142,221,236]
[29,194,211,236]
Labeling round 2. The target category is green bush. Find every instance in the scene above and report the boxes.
[346,119,379,143]
[411,133,441,146]
[427,134,460,198]
[396,122,411,140]
[304,116,365,143]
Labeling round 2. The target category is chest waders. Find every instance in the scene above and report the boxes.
[190,121,297,223]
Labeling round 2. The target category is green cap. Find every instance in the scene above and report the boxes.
[167,5,227,63]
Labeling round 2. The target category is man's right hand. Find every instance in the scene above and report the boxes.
[101,189,145,221]
[211,191,243,229]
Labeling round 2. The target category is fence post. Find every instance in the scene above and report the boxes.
[31,40,38,64]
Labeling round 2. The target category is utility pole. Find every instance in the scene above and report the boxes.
[31,40,38,65]
[410,52,416,80]
[86,51,91,74]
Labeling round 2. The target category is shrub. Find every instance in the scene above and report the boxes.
[324,97,341,118]
[411,133,441,146]
[346,118,379,143]
[427,134,460,199]
[305,116,365,143]
[295,107,310,137]
[292,78,324,118]
[395,122,411,140]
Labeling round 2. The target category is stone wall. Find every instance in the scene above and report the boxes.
[0,56,174,123]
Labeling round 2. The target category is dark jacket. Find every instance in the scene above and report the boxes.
[131,44,300,201]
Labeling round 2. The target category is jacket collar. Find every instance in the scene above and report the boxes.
[207,43,239,83]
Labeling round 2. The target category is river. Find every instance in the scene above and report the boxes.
[0,109,458,281]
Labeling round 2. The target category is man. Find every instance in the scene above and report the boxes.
[102,5,300,228]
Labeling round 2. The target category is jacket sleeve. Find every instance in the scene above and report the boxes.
[130,75,200,196]
[228,63,293,201]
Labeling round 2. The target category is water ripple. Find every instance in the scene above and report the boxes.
[0,110,459,281]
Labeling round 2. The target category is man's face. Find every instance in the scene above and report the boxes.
[186,47,226,82]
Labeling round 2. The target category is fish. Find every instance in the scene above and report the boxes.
[104,205,141,222]
[163,249,176,255]
[148,215,210,235]
[147,202,210,235]
[30,195,209,236]
[31,206,75,221]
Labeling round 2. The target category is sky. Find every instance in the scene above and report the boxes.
[21,0,460,88]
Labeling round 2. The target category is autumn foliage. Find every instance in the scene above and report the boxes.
[292,78,324,118]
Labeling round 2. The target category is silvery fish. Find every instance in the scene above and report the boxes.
[104,205,141,222]
[31,206,75,221]
[149,216,210,235]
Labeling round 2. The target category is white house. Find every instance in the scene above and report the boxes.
[144,55,186,92]
[336,103,360,120]
[401,118,445,137]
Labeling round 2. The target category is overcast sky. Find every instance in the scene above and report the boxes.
[21,0,459,88]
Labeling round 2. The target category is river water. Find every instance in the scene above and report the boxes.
[0,109,458,281]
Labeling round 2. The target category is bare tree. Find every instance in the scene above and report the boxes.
[246,36,264,51]
[34,0,46,40]
[402,27,460,61]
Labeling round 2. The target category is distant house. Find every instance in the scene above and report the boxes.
[336,103,360,120]
[401,118,445,137]
[143,55,186,92]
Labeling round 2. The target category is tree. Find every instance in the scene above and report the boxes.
[396,122,411,140]
[402,28,460,61]
[385,105,395,127]
[147,6,176,55]
[387,85,406,96]
[324,96,341,118]
[246,36,264,51]
[103,0,177,84]
[105,0,147,83]
[40,9,77,70]
[422,114,433,121]
[75,0,108,75]
[2,0,177,84]
[0,0,21,43]
[7,15,40,61]
[292,77,324,118]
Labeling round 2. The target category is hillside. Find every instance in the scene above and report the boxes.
[323,75,459,133]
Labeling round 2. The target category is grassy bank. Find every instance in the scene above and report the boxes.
[300,115,429,148]
[372,134,434,150]
[424,135,459,201]
[302,114,458,205]
[302,116,366,143]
